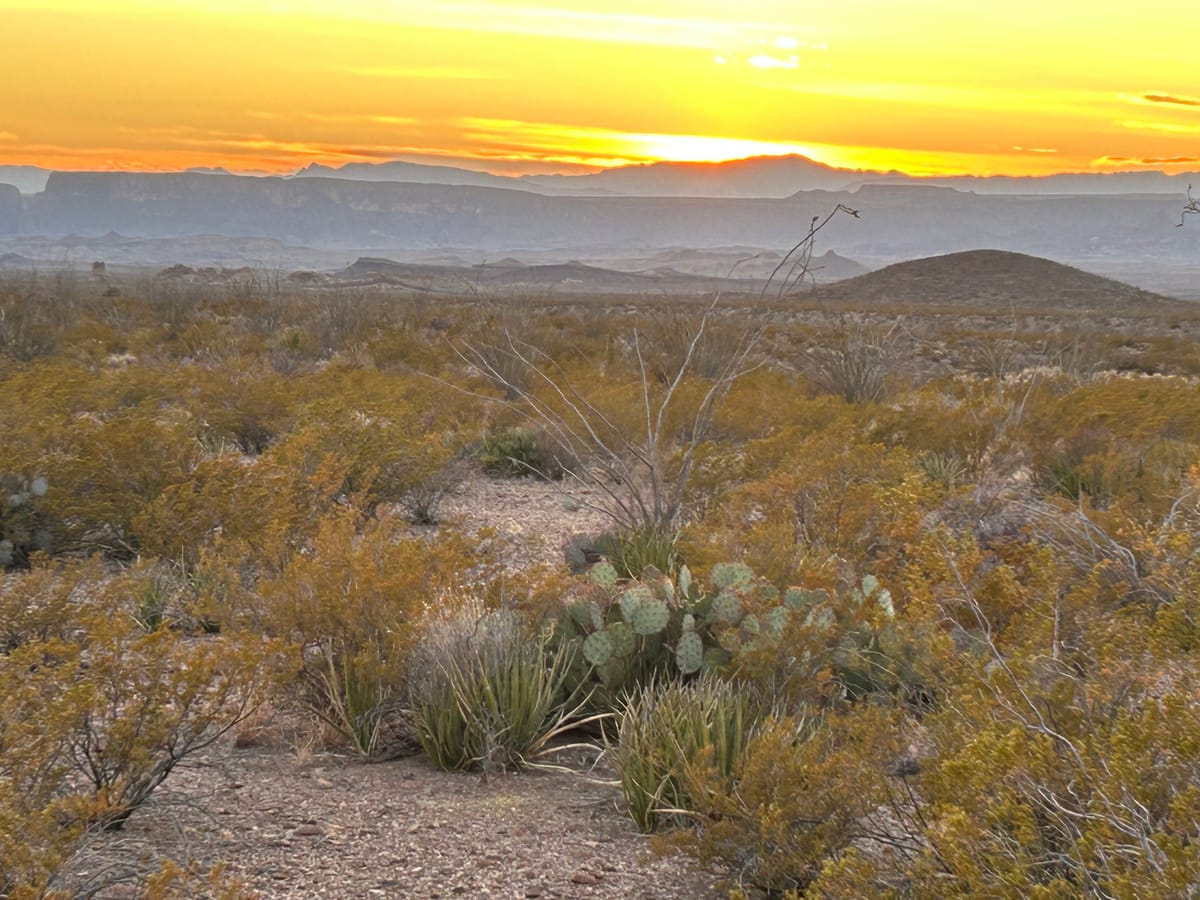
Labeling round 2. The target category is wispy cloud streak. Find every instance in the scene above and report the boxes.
[1141,92,1200,108]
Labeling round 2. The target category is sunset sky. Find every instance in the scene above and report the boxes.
[3,0,1199,177]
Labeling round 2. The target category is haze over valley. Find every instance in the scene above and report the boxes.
[1,156,1197,300]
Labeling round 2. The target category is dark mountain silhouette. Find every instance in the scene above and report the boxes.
[4,156,1197,203]
[521,154,888,197]
[816,249,1181,310]
[295,160,525,191]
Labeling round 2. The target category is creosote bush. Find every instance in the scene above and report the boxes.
[253,507,488,758]
[0,560,285,894]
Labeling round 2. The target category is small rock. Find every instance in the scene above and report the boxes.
[294,823,324,836]
[315,777,335,788]
[570,871,599,885]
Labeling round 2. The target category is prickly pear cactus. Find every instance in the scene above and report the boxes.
[676,632,704,674]
[711,562,754,590]
[741,613,760,637]
[677,565,694,601]
[629,598,670,635]
[764,605,789,639]
[607,621,636,657]
[588,560,619,589]
[566,600,593,631]
[806,606,836,632]
[784,587,828,610]
[583,630,614,666]
[703,646,732,671]
[709,589,743,624]
[618,585,655,621]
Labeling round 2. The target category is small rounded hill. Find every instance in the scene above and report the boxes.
[817,249,1179,312]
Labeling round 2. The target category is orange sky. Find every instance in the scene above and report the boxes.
[2,0,1199,177]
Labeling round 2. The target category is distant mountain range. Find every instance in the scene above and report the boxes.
[4,155,1198,199]
[291,155,1200,198]
[1,166,1197,298]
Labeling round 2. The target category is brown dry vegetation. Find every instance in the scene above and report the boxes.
[3,259,1200,898]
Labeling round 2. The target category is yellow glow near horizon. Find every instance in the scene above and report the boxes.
[1,0,1198,177]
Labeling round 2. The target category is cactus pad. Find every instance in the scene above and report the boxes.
[588,560,619,589]
[741,614,760,637]
[629,598,670,635]
[702,646,732,671]
[765,606,789,638]
[876,588,895,618]
[583,630,614,666]
[566,600,592,631]
[598,657,629,688]
[709,589,743,624]
[784,587,828,610]
[681,612,696,632]
[607,621,636,657]
[675,632,704,674]
[618,585,655,622]
[677,565,693,600]
[806,606,835,632]
[711,562,754,589]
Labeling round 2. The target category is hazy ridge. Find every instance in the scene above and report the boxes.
[0,160,1196,298]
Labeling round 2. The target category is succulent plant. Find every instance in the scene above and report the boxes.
[741,614,760,637]
[583,630,614,666]
[703,646,732,670]
[566,600,593,631]
[629,598,670,635]
[711,562,754,590]
[764,606,788,639]
[607,621,636,657]
[562,558,903,703]
[677,565,694,600]
[709,589,743,624]
[588,560,619,589]
[618,585,655,621]
[784,587,828,610]
[676,632,704,674]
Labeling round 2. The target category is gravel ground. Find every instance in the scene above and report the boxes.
[72,742,723,899]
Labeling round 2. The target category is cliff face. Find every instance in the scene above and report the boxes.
[18,171,1198,263]
[28,172,564,247]
[0,184,20,234]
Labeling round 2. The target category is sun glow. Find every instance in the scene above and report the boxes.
[1,0,1198,177]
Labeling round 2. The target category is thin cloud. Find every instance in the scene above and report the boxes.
[1142,92,1200,108]
[0,132,15,142]
[1013,146,1057,154]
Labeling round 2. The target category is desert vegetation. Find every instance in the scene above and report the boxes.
[3,260,1200,898]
